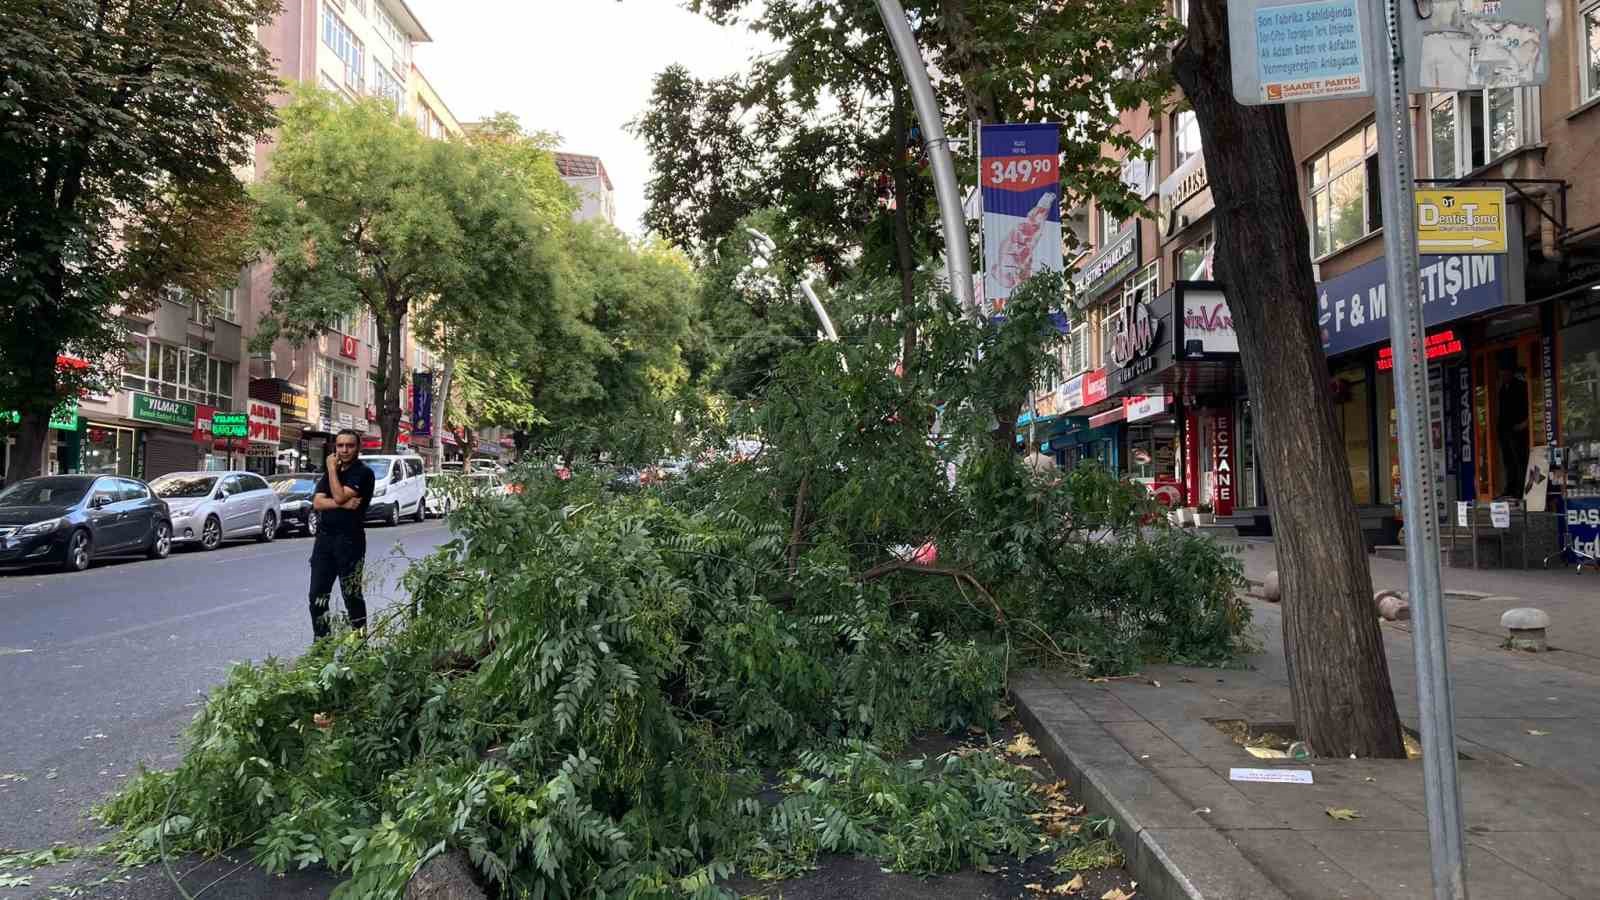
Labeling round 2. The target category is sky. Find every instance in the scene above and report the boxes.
[408,0,773,235]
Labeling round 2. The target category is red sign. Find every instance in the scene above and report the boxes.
[193,404,216,444]
[1184,412,1201,509]
[1213,411,1235,517]
[1376,329,1462,371]
[248,400,281,445]
[1082,369,1108,406]
[339,335,358,360]
[979,154,1058,191]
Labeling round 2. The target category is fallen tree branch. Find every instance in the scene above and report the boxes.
[788,474,810,576]
[854,560,1006,625]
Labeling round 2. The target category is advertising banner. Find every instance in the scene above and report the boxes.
[1228,0,1373,105]
[1317,254,1515,356]
[981,124,1062,314]
[412,371,434,438]
[248,400,281,446]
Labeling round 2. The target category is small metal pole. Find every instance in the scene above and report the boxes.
[1365,0,1469,894]
[875,0,977,319]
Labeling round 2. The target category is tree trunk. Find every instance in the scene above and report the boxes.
[431,353,455,473]
[889,76,919,371]
[5,413,50,483]
[1175,0,1405,758]
[375,304,404,455]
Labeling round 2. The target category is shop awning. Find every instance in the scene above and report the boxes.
[1088,406,1126,428]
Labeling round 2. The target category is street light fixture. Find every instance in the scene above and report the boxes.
[745,228,841,345]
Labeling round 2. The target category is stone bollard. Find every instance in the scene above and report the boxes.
[1261,570,1281,603]
[1375,590,1411,621]
[1500,607,1550,653]
[406,851,487,900]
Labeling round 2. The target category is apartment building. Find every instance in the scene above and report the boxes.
[554,152,618,226]
[1038,1,1600,560]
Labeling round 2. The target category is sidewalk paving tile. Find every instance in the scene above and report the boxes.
[1150,764,1293,830]
[1296,829,1560,898]
[1466,830,1600,898]
[1137,827,1291,900]
[1222,827,1380,900]
[1100,720,1210,769]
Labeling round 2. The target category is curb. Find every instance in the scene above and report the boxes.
[1010,671,1289,900]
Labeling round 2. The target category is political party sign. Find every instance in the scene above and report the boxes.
[1228,0,1374,106]
[980,124,1062,314]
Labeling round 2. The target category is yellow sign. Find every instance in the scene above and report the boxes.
[1414,188,1508,254]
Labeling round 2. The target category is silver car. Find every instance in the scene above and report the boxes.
[149,471,282,551]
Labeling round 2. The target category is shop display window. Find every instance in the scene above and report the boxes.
[1560,317,1600,497]
[1332,366,1373,504]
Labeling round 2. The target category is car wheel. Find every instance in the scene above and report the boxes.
[305,511,319,537]
[386,503,400,527]
[258,511,277,542]
[200,516,223,551]
[147,521,172,560]
[63,529,92,572]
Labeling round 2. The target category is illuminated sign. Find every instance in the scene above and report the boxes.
[211,411,249,439]
[1376,330,1463,371]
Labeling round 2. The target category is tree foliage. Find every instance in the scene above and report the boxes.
[0,0,282,482]
[251,89,569,454]
[101,275,1249,897]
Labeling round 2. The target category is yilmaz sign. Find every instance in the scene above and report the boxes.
[1317,251,1523,356]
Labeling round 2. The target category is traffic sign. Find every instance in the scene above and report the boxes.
[1415,187,1508,253]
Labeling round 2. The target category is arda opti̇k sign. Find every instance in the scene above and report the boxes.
[980,124,1062,314]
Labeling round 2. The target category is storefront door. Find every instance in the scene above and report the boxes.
[1472,335,1544,500]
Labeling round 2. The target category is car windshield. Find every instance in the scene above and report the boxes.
[0,477,92,508]
[151,475,217,499]
[271,477,316,495]
[362,459,392,479]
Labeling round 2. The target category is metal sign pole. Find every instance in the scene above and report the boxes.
[1364,0,1468,895]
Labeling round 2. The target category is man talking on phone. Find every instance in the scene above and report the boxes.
[308,428,375,639]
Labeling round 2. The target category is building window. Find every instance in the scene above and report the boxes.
[1099,308,1122,369]
[322,4,364,91]
[372,63,404,113]
[1585,1,1600,104]
[1097,206,1121,247]
[1173,110,1201,168]
[328,358,360,404]
[120,337,232,408]
[1428,88,1530,177]
[1308,123,1382,259]
[331,311,359,336]
[215,288,238,323]
[1178,234,1214,280]
[1124,261,1159,304]
[1067,322,1090,376]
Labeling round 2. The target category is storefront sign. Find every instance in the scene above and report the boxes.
[1110,290,1178,393]
[131,393,196,429]
[338,412,354,428]
[1179,285,1238,355]
[1072,227,1140,305]
[211,411,249,439]
[1455,362,1475,502]
[248,400,281,445]
[1058,376,1083,412]
[411,371,433,438]
[1158,152,1214,238]
[1565,498,1600,561]
[980,123,1063,314]
[1416,188,1508,254]
[2,400,79,431]
[1213,410,1236,516]
[192,404,215,444]
[1125,393,1170,423]
[1376,329,1464,370]
[280,382,311,422]
[1541,333,1556,448]
[339,335,358,360]
[1082,369,1109,406]
[1317,253,1516,356]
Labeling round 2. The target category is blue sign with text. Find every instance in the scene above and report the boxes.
[1565,497,1600,562]
[1317,254,1510,357]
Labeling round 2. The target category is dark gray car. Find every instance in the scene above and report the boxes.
[0,475,172,572]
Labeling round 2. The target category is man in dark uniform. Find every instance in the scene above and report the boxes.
[308,428,375,639]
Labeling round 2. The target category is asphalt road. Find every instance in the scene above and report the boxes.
[0,519,455,899]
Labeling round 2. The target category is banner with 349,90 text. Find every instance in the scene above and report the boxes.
[981,123,1061,315]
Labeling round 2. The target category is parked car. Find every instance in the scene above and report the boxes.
[467,472,510,497]
[361,454,428,526]
[423,473,455,518]
[267,472,320,537]
[0,475,173,572]
[150,471,281,551]
[656,458,691,479]
[607,467,644,493]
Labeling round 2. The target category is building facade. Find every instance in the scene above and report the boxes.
[554,152,618,226]
[1037,0,1600,561]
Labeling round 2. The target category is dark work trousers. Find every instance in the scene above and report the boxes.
[308,532,367,639]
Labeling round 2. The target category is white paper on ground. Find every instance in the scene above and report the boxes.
[1229,767,1313,784]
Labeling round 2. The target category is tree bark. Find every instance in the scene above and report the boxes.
[375,302,404,455]
[6,413,50,484]
[1175,0,1405,758]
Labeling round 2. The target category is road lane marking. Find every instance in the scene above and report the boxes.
[40,594,280,652]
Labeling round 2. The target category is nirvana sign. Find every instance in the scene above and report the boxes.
[1110,289,1178,392]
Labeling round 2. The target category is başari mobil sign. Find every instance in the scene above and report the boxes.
[1317,253,1519,356]
[980,123,1062,314]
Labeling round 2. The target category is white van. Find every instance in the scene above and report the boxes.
[359,454,427,526]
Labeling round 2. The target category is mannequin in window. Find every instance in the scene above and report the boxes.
[1496,349,1529,499]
